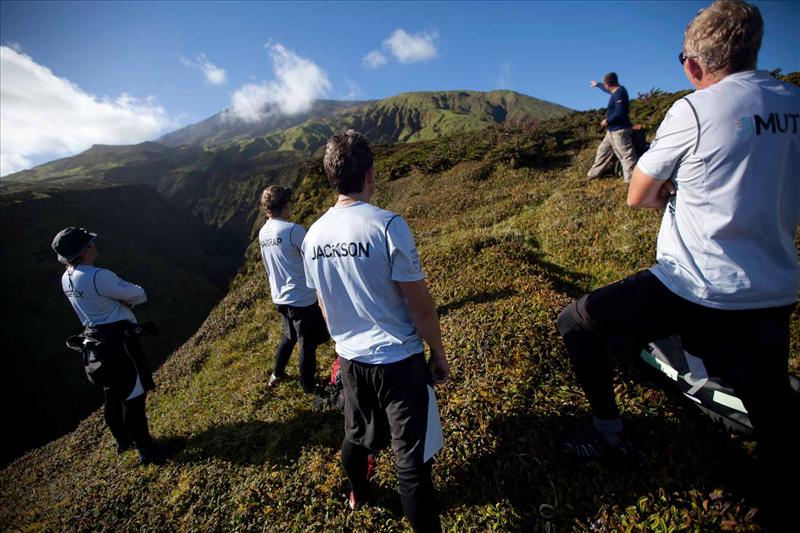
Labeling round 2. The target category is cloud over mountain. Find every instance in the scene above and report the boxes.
[0,46,173,176]
[226,43,331,123]
[181,53,227,85]
[384,29,438,63]
[363,50,387,69]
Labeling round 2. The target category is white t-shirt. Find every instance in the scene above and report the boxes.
[62,265,147,400]
[62,265,146,327]
[302,201,425,364]
[637,70,799,310]
[258,219,317,306]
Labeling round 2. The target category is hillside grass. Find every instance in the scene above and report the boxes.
[2,91,798,532]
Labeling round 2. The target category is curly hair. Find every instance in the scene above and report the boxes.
[323,130,373,195]
[684,0,763,74]
[260,185,293,214]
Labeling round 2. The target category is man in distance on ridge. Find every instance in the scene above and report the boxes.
[586,72,638,182]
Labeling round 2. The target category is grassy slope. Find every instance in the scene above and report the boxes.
[2,91,798,532]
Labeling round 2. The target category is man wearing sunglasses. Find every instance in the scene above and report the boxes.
[586,72,637,182]
[558,0,798,525]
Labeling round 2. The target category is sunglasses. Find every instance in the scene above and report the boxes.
[678,51,701,65]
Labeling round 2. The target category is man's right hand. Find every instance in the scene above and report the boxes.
[429,351,450,385]
[590,80,599,88]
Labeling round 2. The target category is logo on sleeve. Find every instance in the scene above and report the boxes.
[734,116,755,140]
[409,248,421,272]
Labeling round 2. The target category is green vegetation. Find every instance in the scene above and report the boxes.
[259,90,571,152]
[3,84,797,531]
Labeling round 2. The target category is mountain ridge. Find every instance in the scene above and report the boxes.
[1,89,571,190]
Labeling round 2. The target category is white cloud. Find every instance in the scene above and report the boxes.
[225,42,331,123]
[0,46,174,176]
[363,50,387,69]
[181,53,227,85]
[496,61,512,89]
[383,29,438,63]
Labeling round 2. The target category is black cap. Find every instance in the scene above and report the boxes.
[52,227,97,264]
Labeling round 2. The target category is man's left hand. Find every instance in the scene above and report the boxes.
[601,118,608,128]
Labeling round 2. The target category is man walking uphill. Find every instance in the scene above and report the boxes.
[586,72,638,182]
[558,0,798,527]
[302,130,449,532]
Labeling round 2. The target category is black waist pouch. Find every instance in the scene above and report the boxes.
[67,321,138,392]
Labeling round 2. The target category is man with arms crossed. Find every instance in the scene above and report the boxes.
[303,131,449,532]
[258,185,328,393]
[558,0,798,523]
[53,227,161,465]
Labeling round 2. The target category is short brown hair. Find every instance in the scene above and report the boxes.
[604,72,619,86]
[684,0,763,74]
[323,130,373,195]
[260,185,293,214]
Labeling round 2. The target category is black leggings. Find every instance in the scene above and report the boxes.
[273,336,317,393]
[104,390,152,451]
[557,270,799,515]
[342,440,440,533]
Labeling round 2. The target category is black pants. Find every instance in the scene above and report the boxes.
[274,303,328,393]
[340,354,441,533]
[557,270,798,500]
[103,390,152,451]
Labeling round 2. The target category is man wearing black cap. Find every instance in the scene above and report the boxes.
[52,227,160,465]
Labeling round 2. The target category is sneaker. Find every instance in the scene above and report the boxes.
[366,454,376,481]
[564,426,638,460]
[268,374,282,388]
[348,490,362,511]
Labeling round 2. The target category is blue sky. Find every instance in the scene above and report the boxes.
[1,0,798,174]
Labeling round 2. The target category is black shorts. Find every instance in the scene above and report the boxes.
[341,353,442,469]
[277,302,330,345]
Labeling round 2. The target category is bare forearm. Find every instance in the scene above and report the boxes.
[409,303,445,358]
[628,167,675,209]
[398,280,446,359]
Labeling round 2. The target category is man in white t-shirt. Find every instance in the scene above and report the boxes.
[52,227,161,465]
[303,131,449,532]
[258,185,329,393]
[557,0,798,518]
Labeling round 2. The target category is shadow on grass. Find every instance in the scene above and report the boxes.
[174,409,343,466]
[438,405,760,531]
[530,255,594,299]
[438,288,518,318]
